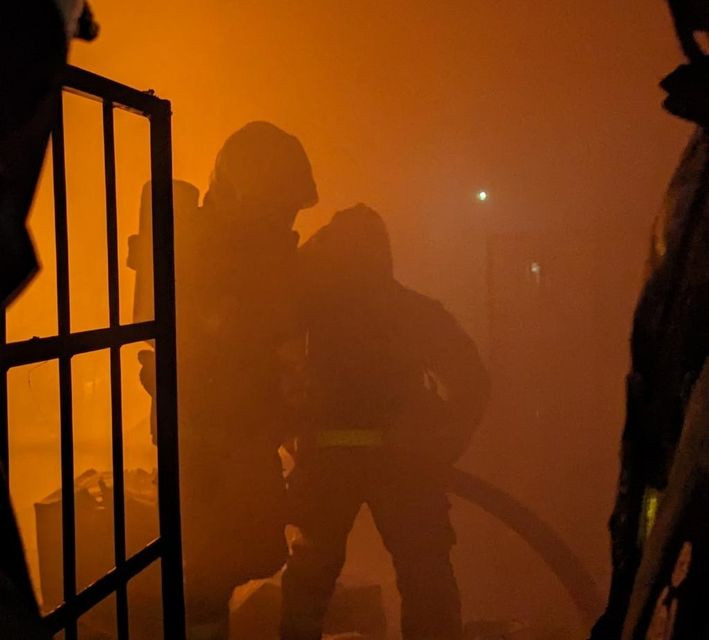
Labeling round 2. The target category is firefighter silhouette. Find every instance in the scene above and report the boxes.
[128,121,318,639]
[0,3,97,638]
[0,1,97,304]
[592,4,709,631]
[280,204,489,640]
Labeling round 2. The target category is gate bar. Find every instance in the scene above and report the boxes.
[0,322,156,368]
[43,538,162,634]
[103,99,130,640]
[52,94,78,640]
[150,98,186,640]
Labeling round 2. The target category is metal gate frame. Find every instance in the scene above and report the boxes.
[0,66,185,640]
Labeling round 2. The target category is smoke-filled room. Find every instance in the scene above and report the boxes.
[2,2,709,639]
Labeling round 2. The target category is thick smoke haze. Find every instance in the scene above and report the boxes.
[5,2,695,638]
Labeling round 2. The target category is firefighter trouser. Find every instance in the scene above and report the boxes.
[181,443,288,636]
[281,448,462,640]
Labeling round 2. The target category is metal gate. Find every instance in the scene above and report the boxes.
[0,66,185,640]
